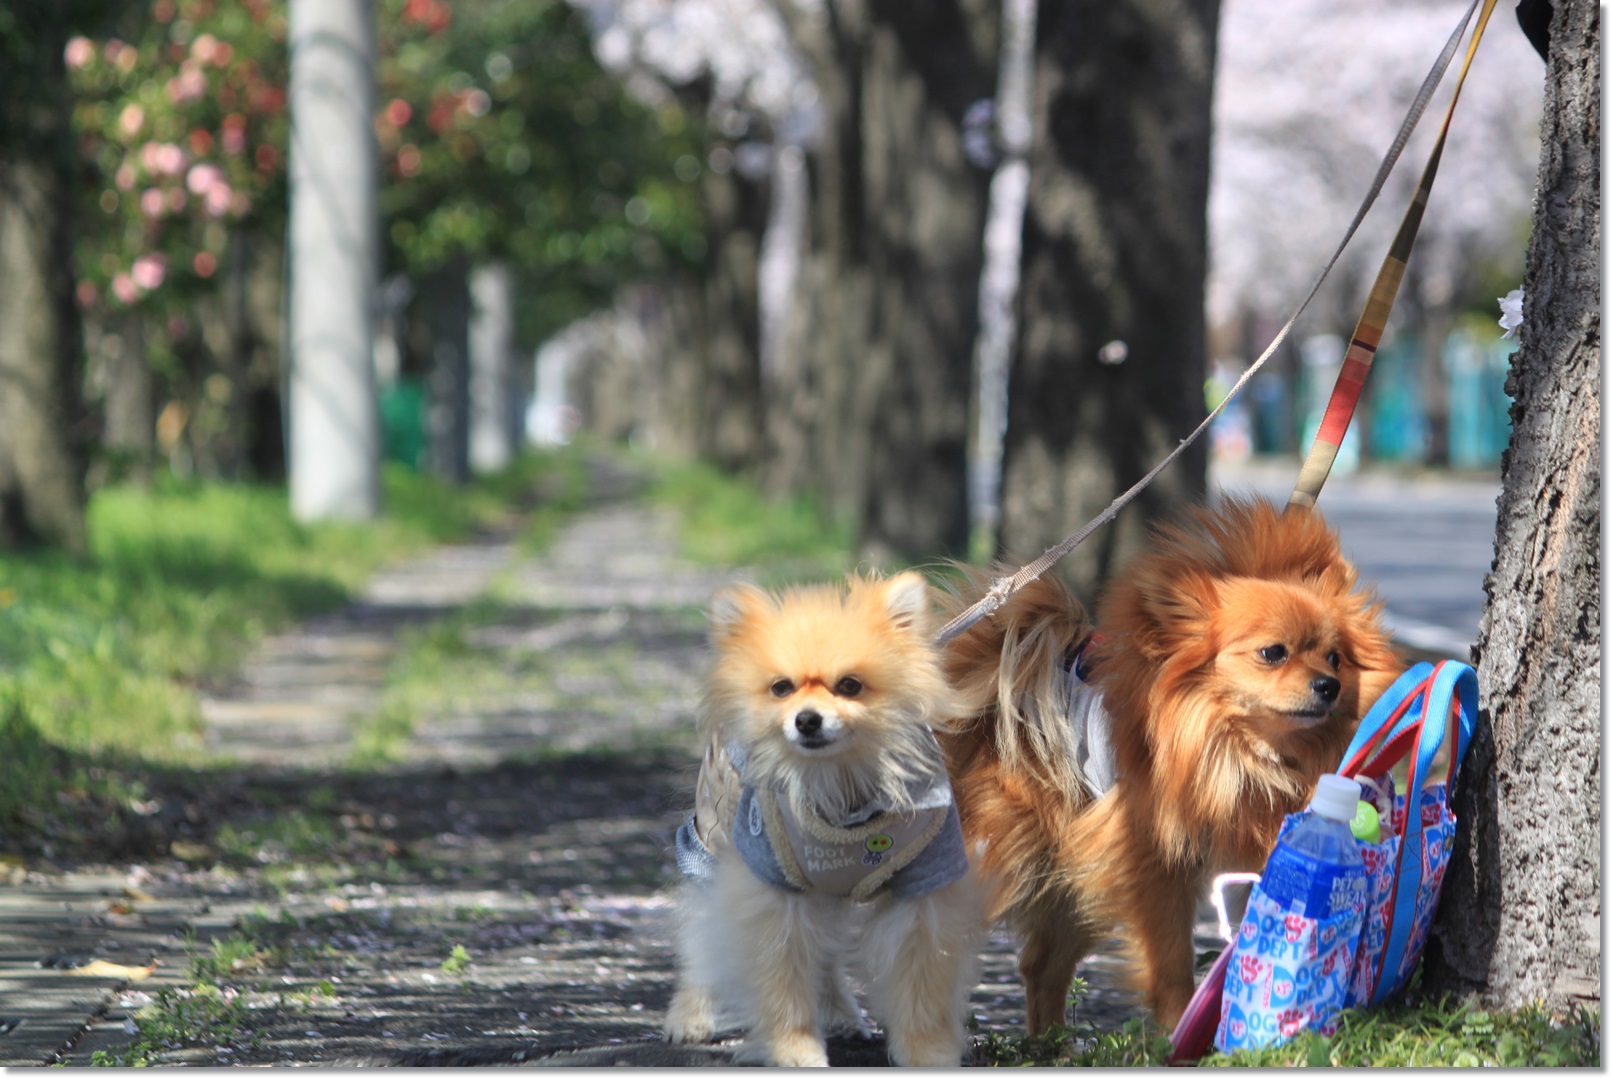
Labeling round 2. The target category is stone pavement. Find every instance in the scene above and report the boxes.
[0,461,1274,1068]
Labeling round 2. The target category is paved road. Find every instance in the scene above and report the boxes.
[1212,457,1501,658]
[1,456,1501,1066]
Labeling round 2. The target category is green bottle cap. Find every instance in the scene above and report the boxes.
[1350,799,1381,843]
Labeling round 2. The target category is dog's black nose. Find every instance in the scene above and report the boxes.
[1312,675,1341,703]
[795,710,823,735]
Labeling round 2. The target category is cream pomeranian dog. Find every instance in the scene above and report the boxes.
[664,571,987,1067]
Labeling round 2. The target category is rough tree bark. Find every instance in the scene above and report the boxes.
[1424,0,1600,1013]
[997,0,1219,598]
[0,6,88,554]
[769,0,996,564]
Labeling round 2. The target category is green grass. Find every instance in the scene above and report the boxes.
[0,451,585,839]
[646,458,855,582]
[969,980,1600,1067]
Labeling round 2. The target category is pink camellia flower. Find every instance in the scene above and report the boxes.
[102,39,124,64]
[115,163,138,191]
[158,143,187,176]
[140,141,162,172]
[186,162,225,195]
[119,103,146,138]
[193,251,218,278]
[191,33,218,63]
[204,182,233,217]
[112,272,140,305]
[167,62,208,104]
[65,37,95,70]
[221,114,247,155]
[140,188,166,217]
[131,253,167,292]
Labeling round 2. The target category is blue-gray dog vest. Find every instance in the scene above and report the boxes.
[675,747,968,901]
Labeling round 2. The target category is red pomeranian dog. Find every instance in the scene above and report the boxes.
[940,496,1403,1033]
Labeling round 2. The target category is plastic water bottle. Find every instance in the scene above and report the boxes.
[1260,773,1367,918]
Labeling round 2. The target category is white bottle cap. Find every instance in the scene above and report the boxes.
[1311,773,1362,822]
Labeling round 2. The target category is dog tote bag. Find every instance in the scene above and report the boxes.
[1336,659,1477,1008]
[1212,811,1367,1052]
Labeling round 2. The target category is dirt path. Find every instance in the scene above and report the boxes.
[8,462,1161,1067]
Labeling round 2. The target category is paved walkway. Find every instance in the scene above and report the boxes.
[1,465,1156,1067]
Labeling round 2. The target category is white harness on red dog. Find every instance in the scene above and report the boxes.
[1066,641,1118,799]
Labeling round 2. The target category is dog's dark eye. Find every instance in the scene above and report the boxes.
[1327,651,1341,670]
[770,679,795,698]
[1258,644,1288,664]
[834,676,863,698]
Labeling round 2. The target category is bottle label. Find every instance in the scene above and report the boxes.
[1260,844,1364,917]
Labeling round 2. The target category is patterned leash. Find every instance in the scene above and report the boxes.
[935,0,1494,647]
[1289,0,1499,508]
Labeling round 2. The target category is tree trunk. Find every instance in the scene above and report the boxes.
[1424,0,1600,1013]
[468,262,517,475]
[997,0,1219,598]
[287,0,380,520]
[423,261,471,484]
[0,12,87,555]
[768,0,996,564]
[695,150,767,474]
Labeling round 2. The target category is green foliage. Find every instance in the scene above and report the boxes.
[375,0,705,343]
[67,0,289,316]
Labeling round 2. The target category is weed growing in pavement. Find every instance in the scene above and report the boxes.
[442,943,473,975]
[89,983,255,1067]
[969,979,1174,1066]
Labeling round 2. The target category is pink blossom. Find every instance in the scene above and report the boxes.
[65,37,95,70]
[191,33,219,64]
[204,182,233,217]
[140,141,162,172]
[167,187,188,212]
[167,63,208,104]
[112,273,140,305]
[76,279,99,307]
[222,123,247,155]
[131,254,167,292]
[115,163,138,191]
[158,143,187,176]
[186,162,225,195]
[119,103,146,138]
[139,188,166,217]
[102,39,124,64]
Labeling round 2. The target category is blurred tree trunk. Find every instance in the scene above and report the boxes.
[0,7,88,554]
[695,143,767,474]
[468,261,517,475]
[98,315,155,486]
[998,0,1218,598]
[287,0,380,520]
[770,0,996,565]
[1425,0,1600,1013]
[423,260,471,484]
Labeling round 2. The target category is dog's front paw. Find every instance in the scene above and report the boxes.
[663,984,718,1044]
[765,1029,830,1067]
[887,1026,965,1068]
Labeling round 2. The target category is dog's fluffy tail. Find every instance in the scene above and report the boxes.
[938,564,1095,803]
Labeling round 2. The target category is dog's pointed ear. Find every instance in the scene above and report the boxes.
[879,571,932,630]
[709,582,767,643]
[1132,570,1219,655]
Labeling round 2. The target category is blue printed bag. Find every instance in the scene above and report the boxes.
[1211,660,1478,1054]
